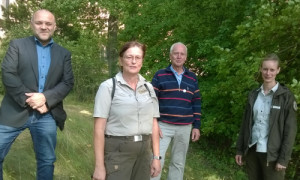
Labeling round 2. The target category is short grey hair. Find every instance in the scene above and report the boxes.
[170,42,187,54]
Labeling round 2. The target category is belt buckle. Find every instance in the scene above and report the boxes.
[134,135,142,142]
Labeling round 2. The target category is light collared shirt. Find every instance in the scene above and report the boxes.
[250,82,279,152]
[35,37,53,93]
[170,65,185,86]
[93,72,160,136]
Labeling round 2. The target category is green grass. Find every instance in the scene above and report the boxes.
[2,95,247,180]
[161,140,247,180]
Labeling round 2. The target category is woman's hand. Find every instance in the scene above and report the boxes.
[92,166,106,180]
[235,155,243,166]
[151,159,161,177]
[275,163,286,171]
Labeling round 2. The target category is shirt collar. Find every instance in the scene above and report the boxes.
[170,65,185,75]
[259,82,279,94]
[115,72,146,85]
[34,37,54,47]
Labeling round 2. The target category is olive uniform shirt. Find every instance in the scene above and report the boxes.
[93,72,160,136]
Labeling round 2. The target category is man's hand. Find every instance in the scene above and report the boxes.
[36,104,49,114]
[191,128,200,142]
[25,93,46,109]
[235,155,243,166]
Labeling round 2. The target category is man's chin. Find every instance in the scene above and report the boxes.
[36,36,51,43]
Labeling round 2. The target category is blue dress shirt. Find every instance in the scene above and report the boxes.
[35,38,53,93]
[33,38,53,118]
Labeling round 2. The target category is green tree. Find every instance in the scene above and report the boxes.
[203,0,300,178]
[120,0,300,178]
[106,14,119,77]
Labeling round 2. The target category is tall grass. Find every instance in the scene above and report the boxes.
[161,139,247,180]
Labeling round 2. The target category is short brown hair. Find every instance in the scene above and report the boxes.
[119,41,146,58]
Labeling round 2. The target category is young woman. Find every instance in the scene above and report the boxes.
[92,41,161,180]
[235,53,297,180]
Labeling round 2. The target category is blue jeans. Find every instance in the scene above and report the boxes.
[0,112,57,180]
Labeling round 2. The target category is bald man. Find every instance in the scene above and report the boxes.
[0,9,74,179]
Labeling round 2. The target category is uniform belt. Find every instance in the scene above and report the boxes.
[105,135,150,142]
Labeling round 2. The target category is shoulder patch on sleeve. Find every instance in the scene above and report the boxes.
[293,101,298,111]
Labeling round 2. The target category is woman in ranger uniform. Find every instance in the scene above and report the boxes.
[235,53,297,180]
[92,41,161,180]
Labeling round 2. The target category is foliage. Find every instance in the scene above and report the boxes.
[59,32,108,101]
[118,0,258,80]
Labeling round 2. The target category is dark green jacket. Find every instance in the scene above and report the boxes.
[236,83,297,166]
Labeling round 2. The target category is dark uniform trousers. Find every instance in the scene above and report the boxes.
[104,135,151,180]
[245,145,285,180]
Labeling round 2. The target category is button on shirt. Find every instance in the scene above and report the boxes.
[93,72,160,136]
[35,38,53,93]
[250,83,279,152]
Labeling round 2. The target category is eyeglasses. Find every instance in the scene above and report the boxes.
[123,56,143,62]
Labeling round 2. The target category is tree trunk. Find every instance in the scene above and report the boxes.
[106,14,118,78]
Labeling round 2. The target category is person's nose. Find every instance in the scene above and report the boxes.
[41,23,47,29]
[131,58,137,64]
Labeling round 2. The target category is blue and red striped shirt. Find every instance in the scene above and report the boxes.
[151,65,201,129]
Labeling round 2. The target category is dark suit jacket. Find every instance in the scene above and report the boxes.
[0,36,74,130]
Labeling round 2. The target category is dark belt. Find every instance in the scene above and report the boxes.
[105,135,150,142]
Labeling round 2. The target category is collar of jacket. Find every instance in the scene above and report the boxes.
[252,83,289,98]
[274,83,290,96]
